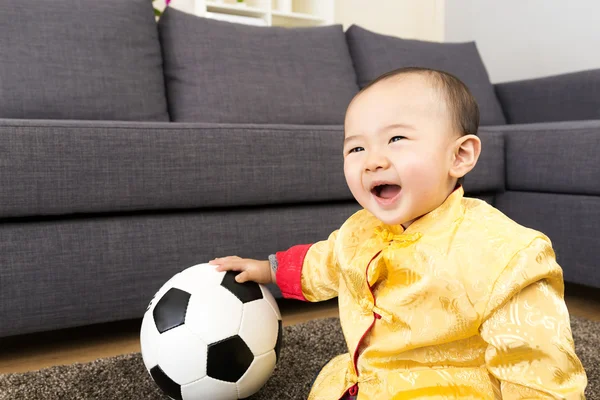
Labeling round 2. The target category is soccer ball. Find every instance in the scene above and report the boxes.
[140,263,282,400]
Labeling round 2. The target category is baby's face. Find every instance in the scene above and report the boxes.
[343,74,461,228]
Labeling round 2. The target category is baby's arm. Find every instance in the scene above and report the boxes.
[480,238,587,399]
[210,230,341,302]
[273,230,340,302]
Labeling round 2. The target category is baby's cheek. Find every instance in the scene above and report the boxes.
[344,166,365,201]
[399,155,434,182]
[343,164,357,186]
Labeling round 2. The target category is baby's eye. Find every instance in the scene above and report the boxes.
[348,147,364,154]
[390,136,406,143]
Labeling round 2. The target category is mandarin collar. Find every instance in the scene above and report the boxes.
[380,185,465,237]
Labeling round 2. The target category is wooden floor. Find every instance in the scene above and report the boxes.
[1,283,599,375]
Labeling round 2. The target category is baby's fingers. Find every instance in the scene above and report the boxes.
[210,256,234,267]
[209,256,240,264]
[234,270,250,283]
[210,259,246,272]
[215,264,245,272]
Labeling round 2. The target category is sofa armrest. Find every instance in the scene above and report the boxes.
[483,120,600,195]
[494,69,600,124]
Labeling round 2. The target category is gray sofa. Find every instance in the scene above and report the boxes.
[0,0,598,339]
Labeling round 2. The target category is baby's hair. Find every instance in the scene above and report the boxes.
[359,66,480,138]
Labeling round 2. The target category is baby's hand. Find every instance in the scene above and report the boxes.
[209,256,275,285]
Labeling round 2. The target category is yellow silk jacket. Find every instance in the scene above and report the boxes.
[275,187,587,399]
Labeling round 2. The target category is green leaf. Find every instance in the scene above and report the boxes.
[154,8,162,16]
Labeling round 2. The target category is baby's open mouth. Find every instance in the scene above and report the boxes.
[371,184,401,199]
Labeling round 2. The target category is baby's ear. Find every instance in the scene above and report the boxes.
[450,134,481,179]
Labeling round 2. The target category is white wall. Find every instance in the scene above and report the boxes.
[445,0,600,83]
[335,0,445,42]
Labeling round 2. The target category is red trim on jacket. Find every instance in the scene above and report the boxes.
[275,244,312,301]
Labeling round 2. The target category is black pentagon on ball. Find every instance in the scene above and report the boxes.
[207,335,254,382]
[150,365,182,400]
[153,288,191,334]
[221,271,263,303]
[275,320,283,363]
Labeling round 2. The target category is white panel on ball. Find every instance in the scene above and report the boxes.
[184,285,244,344]
[140,314,161,371]
[239,300,279,356]
[259,285,282,320]
[181,376,238,400]
[169,264,227,294]
[157,326,208,385]
[236,350,277,399]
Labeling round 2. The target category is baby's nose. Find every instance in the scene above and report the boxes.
[365,154,389,171]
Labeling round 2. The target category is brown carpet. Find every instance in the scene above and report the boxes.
[0,316,597,399]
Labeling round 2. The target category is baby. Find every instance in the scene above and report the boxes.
[209,67,587,399]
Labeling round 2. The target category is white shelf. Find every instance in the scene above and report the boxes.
[271,10,325,23]
[184,0,334,27]
[205,1,268,18]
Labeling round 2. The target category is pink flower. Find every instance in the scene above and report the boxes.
[166,0,171,4]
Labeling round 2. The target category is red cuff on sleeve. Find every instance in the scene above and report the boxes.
[275,244,312,301]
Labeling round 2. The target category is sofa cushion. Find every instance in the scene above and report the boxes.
[0,120,352,218]
[0,119,505,219]
[0,0,169,121]
[345,25,506,126]
[158,10,359,124]
[485,120,600,196]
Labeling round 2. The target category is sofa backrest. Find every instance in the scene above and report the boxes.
[0,0,169,122]
[1,3,511,131]
[345,25,507,127]
[158,9,359,124]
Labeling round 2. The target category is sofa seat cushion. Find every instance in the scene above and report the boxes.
[0,120,350,218]
[345,25,506,126]
[486,120,600,195]
[158,10,359,124]
[0,120,505,219]
[0,0,169,122]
